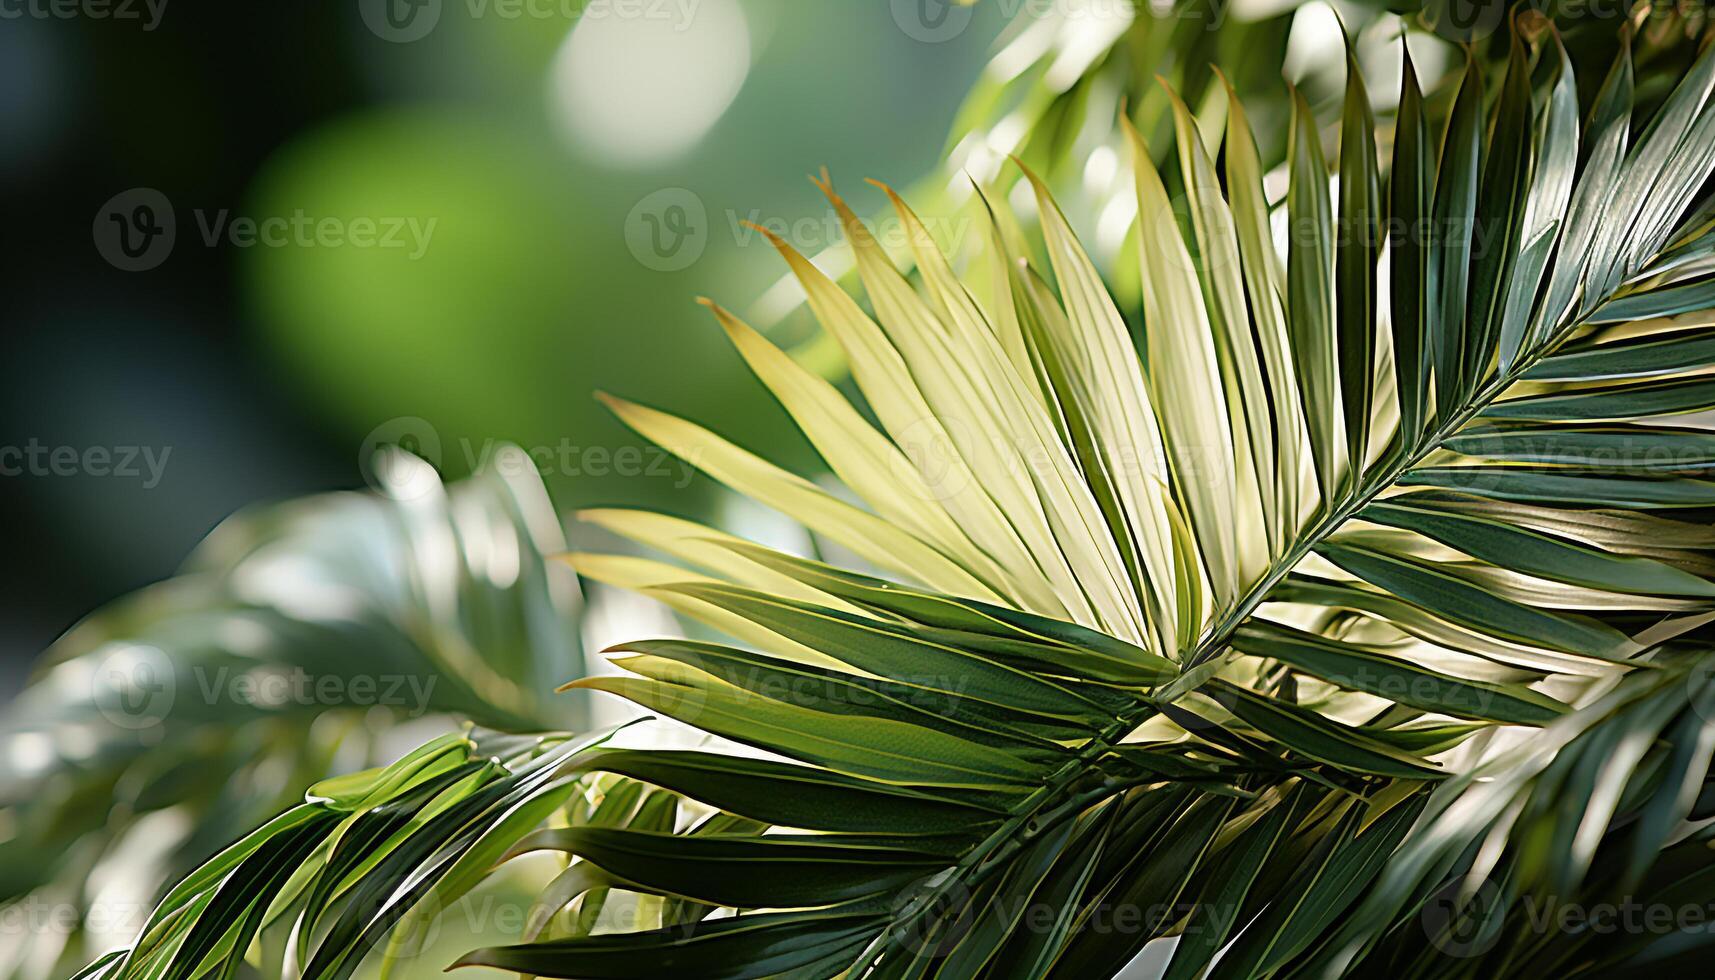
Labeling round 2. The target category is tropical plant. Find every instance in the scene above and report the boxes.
[74,11,1715,980]
[764,0,1700,351]
[763,0,1359,344]
[0,448,584,979]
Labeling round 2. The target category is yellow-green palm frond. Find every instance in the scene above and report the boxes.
[526,21,1715,978]
[86,14,1715,980]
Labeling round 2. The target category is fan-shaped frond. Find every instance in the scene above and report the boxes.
[89,15,1715,980]
[532,21,1715,979]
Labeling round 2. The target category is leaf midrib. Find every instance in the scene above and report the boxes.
[858,324,1590,972]
[1184,356,1561,673]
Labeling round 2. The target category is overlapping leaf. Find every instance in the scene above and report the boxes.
[84,14,1715,980]
[531,20,1715,979]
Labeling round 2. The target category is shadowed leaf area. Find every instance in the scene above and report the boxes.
[55,8,1715,980]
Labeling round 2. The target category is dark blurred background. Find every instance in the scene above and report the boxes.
[0,0,1011,693]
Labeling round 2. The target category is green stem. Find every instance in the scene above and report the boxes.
[857,331,1577,974]
[1185,361,1527,672]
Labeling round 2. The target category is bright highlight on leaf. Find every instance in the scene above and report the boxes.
[82,15,1715,980]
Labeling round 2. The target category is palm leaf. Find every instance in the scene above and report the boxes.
[2,448,582,980]
[531,20,1715,979]
[87,14,1715,980]
[753,0,1703,346]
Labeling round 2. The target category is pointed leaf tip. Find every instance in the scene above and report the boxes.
[741,219,790,250]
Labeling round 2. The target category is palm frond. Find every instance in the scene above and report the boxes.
[532,20,1715,979]
[756,0,1706,340]
[70,728,648,980]
[87,13,1715,980]
[4,448,582,979]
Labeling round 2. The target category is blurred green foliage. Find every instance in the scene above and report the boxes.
[238,0,1009,514]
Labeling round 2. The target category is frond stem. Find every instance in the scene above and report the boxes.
[855,322,1585,974]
